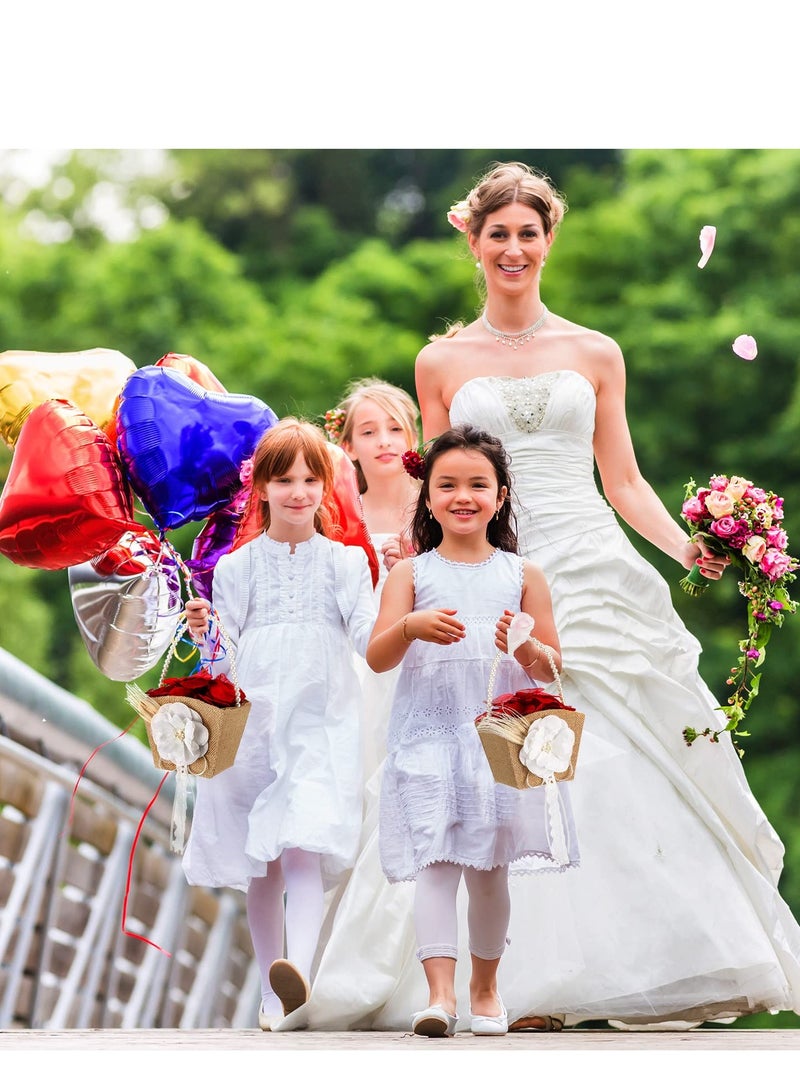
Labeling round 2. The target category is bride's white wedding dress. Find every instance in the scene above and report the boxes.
[273,369,800,1031]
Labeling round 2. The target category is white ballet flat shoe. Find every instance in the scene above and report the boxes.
[258,1003,275,1031]
[470,996,508,1036]
[411,1004,458,1037]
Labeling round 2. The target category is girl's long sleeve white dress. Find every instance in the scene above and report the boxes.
[182,531,376,891]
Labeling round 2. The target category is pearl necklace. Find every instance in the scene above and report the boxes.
[481,305,549,349]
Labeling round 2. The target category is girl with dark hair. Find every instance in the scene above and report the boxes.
[364,424,578,1037]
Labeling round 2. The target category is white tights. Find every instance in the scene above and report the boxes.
[413,860,510,962]
[246,848,324,1014]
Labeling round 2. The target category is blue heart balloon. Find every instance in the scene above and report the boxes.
[116,366,278,530]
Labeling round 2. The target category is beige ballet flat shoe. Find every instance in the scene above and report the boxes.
[508,1013,565,1032]
[268,958,310,1017]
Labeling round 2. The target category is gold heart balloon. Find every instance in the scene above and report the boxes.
[0,347,136,448]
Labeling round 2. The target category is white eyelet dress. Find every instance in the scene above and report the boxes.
[378,548,579,884]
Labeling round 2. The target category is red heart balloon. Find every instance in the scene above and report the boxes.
[154,352,227,393]
[0,398,139,570]
[91,526,165,577]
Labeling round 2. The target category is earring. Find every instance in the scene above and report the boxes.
[427,507,433,520]
[494,510,500,521]
[475,260,481,269]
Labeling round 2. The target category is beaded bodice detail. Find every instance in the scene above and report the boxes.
[485,373,559,433]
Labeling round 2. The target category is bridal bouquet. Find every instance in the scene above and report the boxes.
[679,474,798,749]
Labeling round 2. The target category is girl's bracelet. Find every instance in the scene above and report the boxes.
[519,641,541,671]
[401,614,415,644]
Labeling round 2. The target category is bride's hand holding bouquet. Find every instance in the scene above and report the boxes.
[679,473,798,751]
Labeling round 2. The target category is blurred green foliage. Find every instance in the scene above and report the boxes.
[1,149,799,1027]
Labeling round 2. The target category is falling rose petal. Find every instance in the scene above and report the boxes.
[732,334,758,360]
[507,612,535,656]
[697,225,716,269]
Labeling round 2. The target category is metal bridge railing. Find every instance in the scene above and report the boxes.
[0,648,259,1029]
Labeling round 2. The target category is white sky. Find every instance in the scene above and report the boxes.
[1,4,795,151]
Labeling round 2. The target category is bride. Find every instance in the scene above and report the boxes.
[273,161,800,1033]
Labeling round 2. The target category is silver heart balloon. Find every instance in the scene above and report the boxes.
[69,536,183,681]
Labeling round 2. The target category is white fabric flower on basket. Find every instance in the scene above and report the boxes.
[150,702,209,767]
[520,714,574,779]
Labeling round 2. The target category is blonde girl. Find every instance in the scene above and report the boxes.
[325,377,420,783]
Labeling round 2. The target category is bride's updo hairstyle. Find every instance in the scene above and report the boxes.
[461,161,568,239]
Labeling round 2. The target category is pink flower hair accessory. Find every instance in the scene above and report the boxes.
[239,458,254,489]
[323,407,346,444]
[446,200,472,234]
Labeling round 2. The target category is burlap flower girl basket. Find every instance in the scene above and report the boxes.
[475,639,584,790]
[126,613,251,780]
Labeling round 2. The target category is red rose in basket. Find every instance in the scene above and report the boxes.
[480,687,576,722]
[147,670,245,707]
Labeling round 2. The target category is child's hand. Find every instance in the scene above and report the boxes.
[407,608,465,645]
[185,597,211,641]
[381,534,404,572]
[494,609,513,654]
[381,533,416,571]
[495,608,532,655]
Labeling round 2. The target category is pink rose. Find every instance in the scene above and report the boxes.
[760,548,796,582]
[744,486,767,503]
[446,200,472,234]
[681,496,707,523]
[708,477,728,491]
[766,526,788,550]
[709,515,739,539]
[705,490,735,518]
